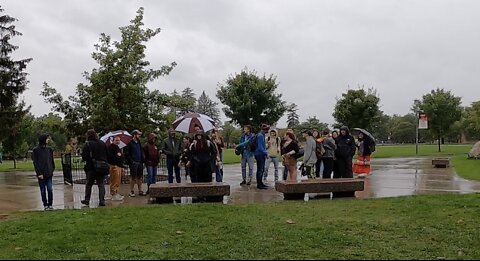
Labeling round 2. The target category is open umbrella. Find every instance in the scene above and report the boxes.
[353,128,376,143]
[172,113,216,133]
[100,130,132,148]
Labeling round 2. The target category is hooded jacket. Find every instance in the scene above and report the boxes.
[82,137,108,173]
[32,134,55,178]
[144,133,160,166]
[163,134,182,158]
[107,143,125,168]
[335,126,356,158]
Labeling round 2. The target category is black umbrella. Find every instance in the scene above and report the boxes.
[353,128,376,143]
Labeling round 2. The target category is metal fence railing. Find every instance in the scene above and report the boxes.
[61,154,168,185]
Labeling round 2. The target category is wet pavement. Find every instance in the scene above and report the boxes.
[1,157,479,213]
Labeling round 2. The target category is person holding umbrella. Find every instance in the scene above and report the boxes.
[353,128,375,178]
[189,131,217,183]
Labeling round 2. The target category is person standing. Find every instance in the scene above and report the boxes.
[320,128,337,179]
[264,129,281,182]
[236,125,254,186]
[335,126,356,179]
[353,132,374,178]
[107,136,125,201]
[126,130,145,197]
[302,130,317,179]
[81,129,109,207]
[163,129,182,184]
[189,131,217,182]
[211,129,225,182]
[312,130,323,178]
[32,134,55,210]
[281,128,296,180]
[144,133,160,194]
[180,137,192,181]
[253,124,270,189]
[282,132,300,182]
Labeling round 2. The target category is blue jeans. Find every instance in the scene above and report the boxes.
[264,156,280,181]
[38,176,53,207]
[255,155,266,187]
[147,166,157,187]
[241,155,254,181]
[167,156,181,183]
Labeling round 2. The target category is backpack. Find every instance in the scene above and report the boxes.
[247,134,257,152]
[315,139,326,158]
[369,143,376,153]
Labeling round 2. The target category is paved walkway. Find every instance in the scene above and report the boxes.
[1,157,479,213]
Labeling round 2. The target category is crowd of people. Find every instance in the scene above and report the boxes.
[31,123,373,209]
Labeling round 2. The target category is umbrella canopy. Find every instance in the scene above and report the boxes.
[172,113,215,134]
[100,130,132,149]
[353,128,376,143]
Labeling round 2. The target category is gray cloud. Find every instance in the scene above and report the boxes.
[3,0,480,127]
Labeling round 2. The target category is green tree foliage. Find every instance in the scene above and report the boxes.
[181,87,197,114]
[217,69,287,130]
[332,88,382,130]
[419,88,462,152]
[220,122,242,148]
[388,114,416,143]
[41,7,176,137]
[295,116,328,140]
[286,103,300,128]
[196,91,220,126]
[2,112,34,167]
[461,101,480,141]
[166,89,196,118]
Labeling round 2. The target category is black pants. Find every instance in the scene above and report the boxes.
[84,171,106,203]
[315,160,322,177]
[321,158,334,179]
[255,155,266,187]
[193,161,213,183]
[336,157,353,178]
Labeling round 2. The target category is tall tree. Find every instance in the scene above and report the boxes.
[332,87,382,130]
[286,103,300,128]
[217,69,287,130]
[181,87,197,114]
[41,7,176,136]
[462,101,480,141]
[419,88,462,152]
[196,91,220,125]
[0,7,32,168]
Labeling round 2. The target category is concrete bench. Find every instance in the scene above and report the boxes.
[149,182,230,203]
[275,179,364,200]
[432,158,450,168]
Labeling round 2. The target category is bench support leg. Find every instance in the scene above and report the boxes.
[283,193,305,200]
[155,197,174,204]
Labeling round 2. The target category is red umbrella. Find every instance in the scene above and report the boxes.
[172,113,215,133]
[100,130,132,148]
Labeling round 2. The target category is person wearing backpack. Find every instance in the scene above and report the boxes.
[264,129,281,182]
[235,125,254,186]
[253,124,270,189]
[320,128,337,179]
[353,131,374,178]
[81,129,109,207]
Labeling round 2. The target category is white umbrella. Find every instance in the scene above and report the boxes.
[172,113,215,133]
[100,130,132,148]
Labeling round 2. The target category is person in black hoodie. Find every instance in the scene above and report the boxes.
[81,129,108,207]
[335,126,356,179]
[107,136,125,201]
[189,131,217,183]
[32,134,55,211]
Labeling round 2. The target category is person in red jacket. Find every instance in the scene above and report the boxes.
[144,133,160,194]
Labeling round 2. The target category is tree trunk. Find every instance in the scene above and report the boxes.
[438,137,441,152]
[13,158,17,169]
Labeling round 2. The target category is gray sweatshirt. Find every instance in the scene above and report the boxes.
[303,136,317,164]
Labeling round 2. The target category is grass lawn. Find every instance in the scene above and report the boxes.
[0,193,479,260]
[0,158,63,172]
[451,156,480,181]
[372,144,471,158]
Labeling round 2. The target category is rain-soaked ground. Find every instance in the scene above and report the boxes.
[1,157,479,213]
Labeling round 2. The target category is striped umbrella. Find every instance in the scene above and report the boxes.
[172,113,216,134]
[100,130,132,148]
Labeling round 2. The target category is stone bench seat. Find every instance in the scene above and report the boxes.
[432,158,450,168]
[275,179,364,200]
[149,182,230,203]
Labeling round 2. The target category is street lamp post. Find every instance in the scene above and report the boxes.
[415,110,419,156]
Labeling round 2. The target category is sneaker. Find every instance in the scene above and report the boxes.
[112,194,124,201]
[104,195,112,200]
[138,191,146,196]
[129,192,136,197]
[240,180,246,185]
[246,179,252,186]
[81,200,90,206]
[257,185,268,190]
[99,202,106,207]
[48,206,54,210]
[44,206,49,211]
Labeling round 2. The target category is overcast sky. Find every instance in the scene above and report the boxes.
[3,0,480,127]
